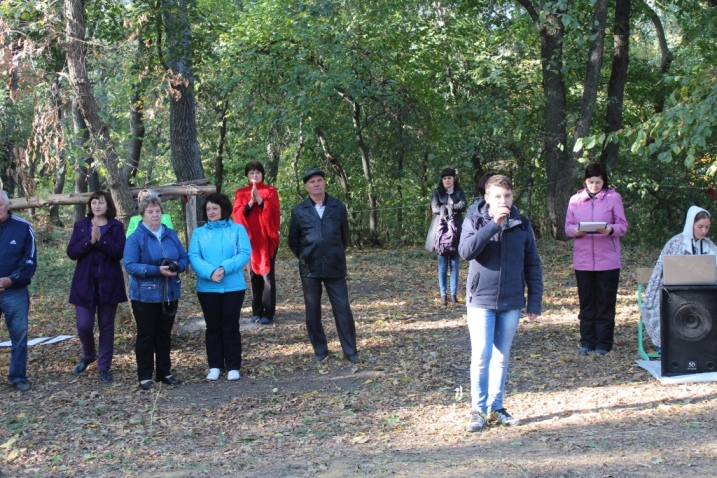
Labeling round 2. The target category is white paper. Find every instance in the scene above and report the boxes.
[0,335,76,347]
[41,335,76,345]
[578,221,608,232]
[636,359,717,384]
[27,337,50,346]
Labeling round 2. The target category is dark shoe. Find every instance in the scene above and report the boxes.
[14,381,31,393]
[450,294,458,304]
[594,349,609,356]
[160,375,182,386]
[465,411,487,432]
[313,353,328,362]
[345,353,360,364]
[578,347,592,356]
[73,359,95,374]
[492,408,520,426]
[655,346,662,354]
[139,380,153,391]
[100,370,112,382]
[440,295,447,306]
[260,317,273,325]
[251,315,261,323]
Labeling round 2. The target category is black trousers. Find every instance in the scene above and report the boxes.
[250,255,277,320]
[301,277,357,356]
[131,300,177,382]
[197,290,244,371]
[575,269,620,351]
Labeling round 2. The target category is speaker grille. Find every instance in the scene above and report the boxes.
[667,296,713,342]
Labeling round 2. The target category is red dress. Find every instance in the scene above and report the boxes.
[232,182,280,275]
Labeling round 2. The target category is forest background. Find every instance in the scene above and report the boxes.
[3,2,717,476]
[2,0,717,244]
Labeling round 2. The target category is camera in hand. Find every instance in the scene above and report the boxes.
[160,258,179,273]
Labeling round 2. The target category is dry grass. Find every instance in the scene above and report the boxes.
[1,231,716,477]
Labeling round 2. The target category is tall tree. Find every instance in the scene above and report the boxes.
[64,0,135,220]
[517,0,572,239]
[600,0,631,170]
[160,0,205,182]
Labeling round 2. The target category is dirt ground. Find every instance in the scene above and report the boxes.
[1,236,716,477]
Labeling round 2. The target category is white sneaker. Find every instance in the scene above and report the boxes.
[206,368,220,381]
[227,370,240,381]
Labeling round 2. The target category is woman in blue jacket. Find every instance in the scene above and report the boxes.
[67,191,127,383]
[189,193,251,381]
[124,195,189,390]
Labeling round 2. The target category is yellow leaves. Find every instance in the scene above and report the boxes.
[350,433,369,444]
[1,437,20,463]
[0,437,17,450]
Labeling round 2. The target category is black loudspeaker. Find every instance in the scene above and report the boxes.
[661,286,717,376]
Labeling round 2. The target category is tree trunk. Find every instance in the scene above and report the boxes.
[292,121,305,201]
[643,2,672,113]
[49,74,66,226]
[161,0,205,183]
[315,127,353,213]
[123,83,145,185]
[471,153,485,198]
[1,39,20,197]
[214,100,228,194]
[572,0,609,160]
[519,0,573,240]
[123,37,150,184]
[64,0,135,223]
[265,132,281,185]
[71,98,89,221]
[349,100,377,237]
[600,0,631,170]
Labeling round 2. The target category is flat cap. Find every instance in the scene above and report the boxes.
[302,169,325,183]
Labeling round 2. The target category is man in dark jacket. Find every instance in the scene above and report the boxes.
[0,191,37,392]
[288,169,359,363]
[458,175,543,432]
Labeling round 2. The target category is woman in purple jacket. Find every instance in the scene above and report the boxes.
[67,191,127,382]
[565,163,628,356]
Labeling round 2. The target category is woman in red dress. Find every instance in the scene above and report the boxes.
[232,161,281,324]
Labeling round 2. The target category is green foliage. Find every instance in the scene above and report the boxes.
[6,0,717,249]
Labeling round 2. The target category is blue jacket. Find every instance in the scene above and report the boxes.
[0,212,37,289]
[458,203,543,314]
[67,217,127,306]
[188,219,251,293]
[124,223,189,303]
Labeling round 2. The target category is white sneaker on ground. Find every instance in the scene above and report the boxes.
[227,370,240,381]
[206,368,220,381]
[492,408,520,426]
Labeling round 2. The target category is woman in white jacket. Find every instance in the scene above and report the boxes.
[189,193,251,381]
[642,205,717,352]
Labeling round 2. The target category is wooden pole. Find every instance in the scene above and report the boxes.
[7,183,216,210]
[185,195,197,244]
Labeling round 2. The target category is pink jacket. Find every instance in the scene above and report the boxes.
[565,187,628,271]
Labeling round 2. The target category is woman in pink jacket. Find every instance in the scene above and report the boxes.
[565,163,628,356]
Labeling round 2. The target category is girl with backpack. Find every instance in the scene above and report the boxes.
[429,168,467,306]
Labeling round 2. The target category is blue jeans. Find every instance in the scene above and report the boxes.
[467,307,520,413]
[437,253,460,296]
[1,288,29,384]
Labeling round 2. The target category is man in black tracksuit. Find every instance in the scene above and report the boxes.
[288,169,358,364]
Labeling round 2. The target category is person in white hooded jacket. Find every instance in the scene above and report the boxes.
[642,205,717,352]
